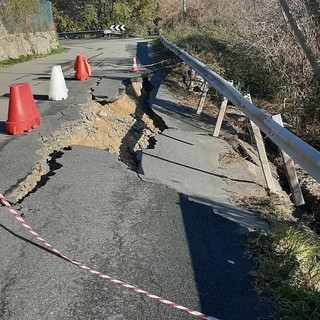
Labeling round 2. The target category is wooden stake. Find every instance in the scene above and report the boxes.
[213,81,233,137]
[188,69,196,92]
[272,114,305,205]
[246,94,276,192]
[213,97,228,137]
[196,81,209,115]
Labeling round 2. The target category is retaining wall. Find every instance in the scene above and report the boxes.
[0,31,59,61]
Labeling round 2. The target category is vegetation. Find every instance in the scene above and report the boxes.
[0,0,37,32]
[159,0,320,142]
[51,0,161,34]
[0,0,54,33]
[246,212,320,320]
[0,55,33,67]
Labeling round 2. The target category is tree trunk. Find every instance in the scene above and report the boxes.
[279,0,320,78]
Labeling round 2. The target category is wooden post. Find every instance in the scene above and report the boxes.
[246,94,276,192]
[213,81,233,137]
[213,97,228,137]
[188,69,196,92]
[196,81,209,115]
[272,114,305,205]
[183,0,187,15]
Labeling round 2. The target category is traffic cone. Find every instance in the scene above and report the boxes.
[25,82,42,126]
[6,82,41,135]
[131,57,139,72]
[48,65,68,100]
[84,57,92,76]
[74,55,90,80]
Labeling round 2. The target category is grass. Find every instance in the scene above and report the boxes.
[244,195,320,320]
[50,46,67,55]
[0,46,67,67]
[0,55,33,66]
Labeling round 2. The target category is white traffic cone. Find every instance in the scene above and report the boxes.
[48,65,68,100]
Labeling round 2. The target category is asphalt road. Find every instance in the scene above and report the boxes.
[0,37,272,320]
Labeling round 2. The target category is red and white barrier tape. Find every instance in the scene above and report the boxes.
[0,193,219,320]
[102,59,167,68]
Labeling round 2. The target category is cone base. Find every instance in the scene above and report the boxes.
[48,92,68,101]
[6,118,40,135]
[75,74,90,81]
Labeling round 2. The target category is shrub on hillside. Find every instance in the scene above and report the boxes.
[0,0,36,33]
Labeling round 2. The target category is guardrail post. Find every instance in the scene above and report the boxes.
[196,81,210,115]
[246,94,277,192]
[213,80,233,137]
[188,69,196,92]
[272,114,305,205]
[213,97,228,137]
[160,35,320,182]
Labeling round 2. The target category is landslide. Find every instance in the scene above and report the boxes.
[159,17,320,231]
[5,76,166,203]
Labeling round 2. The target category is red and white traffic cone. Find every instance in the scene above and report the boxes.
[131,57,139,72]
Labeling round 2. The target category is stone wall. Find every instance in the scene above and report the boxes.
[0,21,8,36]
[0,31,59,61]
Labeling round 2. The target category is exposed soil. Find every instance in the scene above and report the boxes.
[5,76,166,203]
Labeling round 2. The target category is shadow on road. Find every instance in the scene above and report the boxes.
[137,42,153,66]
[0,222,67,266]
[179,193,272,320]
[161,132,194,145]
[33,94,48,101]
[0,121,6,133]
[141,152,262,187]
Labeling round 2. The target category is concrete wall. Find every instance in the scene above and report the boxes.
[0,31,59,61]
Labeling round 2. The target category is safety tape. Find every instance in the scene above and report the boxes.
[0,192,220,320]
[102,59,168,68]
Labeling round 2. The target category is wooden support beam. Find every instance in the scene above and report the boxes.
[250,120,277,192]
[213,81,233,137]
[246,94,276,192]
[188,69,196,92]
[272,114,305,205]
[196,81,210,115]
[213,98,228,137]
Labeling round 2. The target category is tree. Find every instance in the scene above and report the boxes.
[51,0,160,33]
[279,0,320,78]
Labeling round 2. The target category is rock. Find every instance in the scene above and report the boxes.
[0,31,59,61]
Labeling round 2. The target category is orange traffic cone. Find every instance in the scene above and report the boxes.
[131,57,139,72]
[74,55,90,80]
[6,82,41,135]
[84,58,92,76]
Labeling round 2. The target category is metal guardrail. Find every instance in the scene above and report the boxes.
[58,30,139,38]
[58,30,107,37]
[160,34,320,183]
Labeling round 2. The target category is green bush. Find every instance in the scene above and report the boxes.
[51,0,160,34]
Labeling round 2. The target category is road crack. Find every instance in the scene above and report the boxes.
[4,76,167,203]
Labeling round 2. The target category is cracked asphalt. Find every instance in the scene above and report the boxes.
[1,38,272,320]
